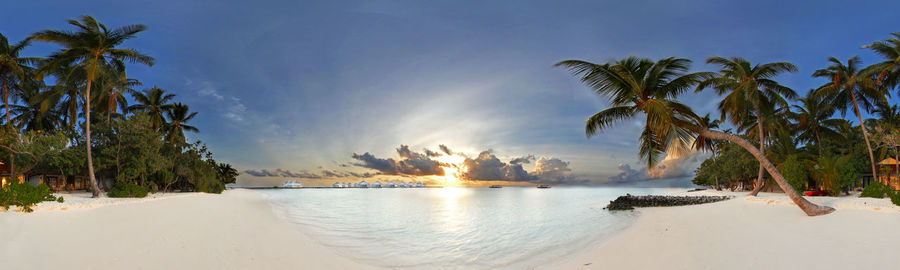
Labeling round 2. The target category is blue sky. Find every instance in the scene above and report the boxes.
[3,0,899,185]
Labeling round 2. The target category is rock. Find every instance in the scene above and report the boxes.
[604,194,732,211]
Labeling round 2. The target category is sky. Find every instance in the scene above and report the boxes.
[3,0,899,186]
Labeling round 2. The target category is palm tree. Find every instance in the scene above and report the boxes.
[30,16,155,197]
[557,56,833,216]
[10,82,63,132]
[697,57,798,196]
[864,32,900,90]
[791,90,842,152]
[693,113,722,189]
[129,86,175,130]
[164,103,199,144]
[95,65,141,121]
[1,33,41,177]
[813,56,886,186]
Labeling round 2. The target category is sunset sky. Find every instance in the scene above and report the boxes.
[4,0,899,186]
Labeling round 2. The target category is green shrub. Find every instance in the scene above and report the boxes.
[861,182,891,198]
[0,182,57,213]
[107,182,149,198]
[890,191,900,206]
[195,177,225,194]
[56,196,64,203]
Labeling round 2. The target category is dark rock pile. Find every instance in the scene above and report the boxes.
[604,194,732,211]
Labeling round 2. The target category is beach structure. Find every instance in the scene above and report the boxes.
[860,158,900,190]
[372,181,383,188]
[386,181,396,188]
[358,180,369,188]
[399,181,409,188]
[342,182,349,188]
[333,182,341,188]
[282,181,303,188]
[417,182,426,188]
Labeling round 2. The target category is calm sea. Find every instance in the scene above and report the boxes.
[261,186,685,269]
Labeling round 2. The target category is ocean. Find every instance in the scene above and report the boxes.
[261,186,685,269]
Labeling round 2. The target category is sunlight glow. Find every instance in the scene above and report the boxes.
[433,154,466,186]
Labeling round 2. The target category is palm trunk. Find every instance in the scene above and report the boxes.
[86,59,101,198]
[698,129,834,216]
[750,108,766,196]
[850,91,879,186]
[2,77,12,178]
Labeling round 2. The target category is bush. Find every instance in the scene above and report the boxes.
[0,182,57,213]
[195,177,225,194]
[56,196,64,203]
[860,182,891,198]
[107,182,149,198]
[891,191,900,206]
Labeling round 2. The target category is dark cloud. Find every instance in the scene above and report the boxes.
[243,168,322,178]
[351,145,446,176]
[460,151,536,181]
[438,144,453,156]
[424,148,442,157]
[509,155,535,165]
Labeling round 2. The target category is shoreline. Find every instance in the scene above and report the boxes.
[0,189,378,270]
[4,188,900,269]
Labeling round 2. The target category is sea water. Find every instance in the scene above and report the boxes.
[262,186,683,269]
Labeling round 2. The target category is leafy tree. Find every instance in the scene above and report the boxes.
[813,56,887,187]
[30,16,155,197]
[814,155,859,196]
[698,57,798,196]
[865,32,900,90]
[129,86,174,130]
[557,56,833,216]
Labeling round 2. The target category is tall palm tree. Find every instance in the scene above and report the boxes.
[791,90,842,152]
[164,103,199,144]
[129,86,175,130]
[697,57,798,196]
[557,56,833,216]
[864,32,900,90]
[1,33,42,177]
[10,80,63,132]
[30,16,155,197]
[813,56,886,186]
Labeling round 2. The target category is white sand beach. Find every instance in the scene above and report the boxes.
[0,189,376,270]
[3,189,900,270]
[539,190,900,270]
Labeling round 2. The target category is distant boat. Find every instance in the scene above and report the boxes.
[282,181,303,188]
[489,185,502,188]
[537,184,550,189]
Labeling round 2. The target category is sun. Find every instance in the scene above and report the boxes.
[434,155,466,185]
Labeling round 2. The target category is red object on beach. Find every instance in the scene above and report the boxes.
[804,191,828,196]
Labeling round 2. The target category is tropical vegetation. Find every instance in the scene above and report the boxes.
[558,31,900,215]
[0,16,237,204]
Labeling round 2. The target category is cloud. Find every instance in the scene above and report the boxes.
[424,148,442,157]
[242,168,322,178]
[438,144,453,155]
[509,155,535,165]
[460,151,536,181]
[351,145,446,176]
[607,145,707,182]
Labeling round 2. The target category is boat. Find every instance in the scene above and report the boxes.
[489,185,502,188]
[537,184,551,189]
[282,181,303,188]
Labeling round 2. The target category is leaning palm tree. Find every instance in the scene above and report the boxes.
[697,57,798,196]
[864,32,900,90]
[813,56,887,186]
[557,56,833,216]
[30,16,155,197]
[164,103,199,144]
[129,86,175,130]
[791,90,842,152]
